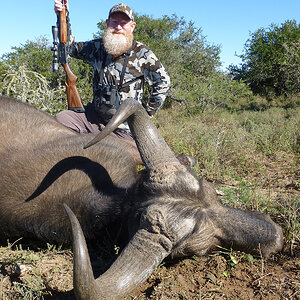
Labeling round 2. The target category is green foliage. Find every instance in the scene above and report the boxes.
[0,60,10,92]
[0,38,63,113]
[1,37,52,77]
[179,73,255,112]
[230,19,300,100]
[220,175,268,212]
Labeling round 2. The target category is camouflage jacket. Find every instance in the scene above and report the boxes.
[69,39,170,120]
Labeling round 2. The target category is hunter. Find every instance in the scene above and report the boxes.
[54,1,171,139]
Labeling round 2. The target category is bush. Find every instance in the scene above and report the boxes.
[229,20,300,98]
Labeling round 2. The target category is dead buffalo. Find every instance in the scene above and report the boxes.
[0,96,283,299]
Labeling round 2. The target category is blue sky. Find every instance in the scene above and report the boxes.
[1,0,299,70]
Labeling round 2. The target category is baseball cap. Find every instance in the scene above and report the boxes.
[108,3,134,21]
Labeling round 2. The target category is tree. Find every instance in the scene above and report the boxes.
[1,37,52,77]
[229,20,300,99]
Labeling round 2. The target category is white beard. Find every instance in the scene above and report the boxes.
[103,28,133,57]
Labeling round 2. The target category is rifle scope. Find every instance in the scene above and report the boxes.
[51,26,59,72]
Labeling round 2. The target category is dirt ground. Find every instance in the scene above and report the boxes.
[132,251,299,299]
[0,240,299,299]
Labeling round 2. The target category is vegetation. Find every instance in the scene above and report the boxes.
[0,13,299,300]
[1,16,298,112]
[229,20,300,103]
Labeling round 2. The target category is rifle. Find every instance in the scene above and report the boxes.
[51,1,85,112]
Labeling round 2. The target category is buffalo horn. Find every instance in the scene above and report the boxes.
[84,99,184,179]
[64,203,172,299]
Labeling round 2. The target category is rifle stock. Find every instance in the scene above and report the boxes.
[63,64,85,112]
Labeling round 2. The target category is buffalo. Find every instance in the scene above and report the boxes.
[0,96,283,299]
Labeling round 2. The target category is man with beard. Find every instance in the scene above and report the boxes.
[54,1,171,140]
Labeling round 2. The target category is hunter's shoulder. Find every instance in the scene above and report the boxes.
[132,41,157,60]
[133,40,150,52]
[75,38,105,59]
[84,38,104,50]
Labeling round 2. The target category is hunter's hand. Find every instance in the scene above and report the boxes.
[54,0,68,14]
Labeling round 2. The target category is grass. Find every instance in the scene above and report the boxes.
[0,242,73,299]
[0,103,299,299]
[156,105,299,183]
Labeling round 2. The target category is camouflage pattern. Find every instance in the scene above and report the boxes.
[69,39,171,125]
[109,3,134,21]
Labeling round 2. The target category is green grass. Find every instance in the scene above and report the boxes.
[155,105,299,181]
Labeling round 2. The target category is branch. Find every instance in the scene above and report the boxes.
[168,96,191,110]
